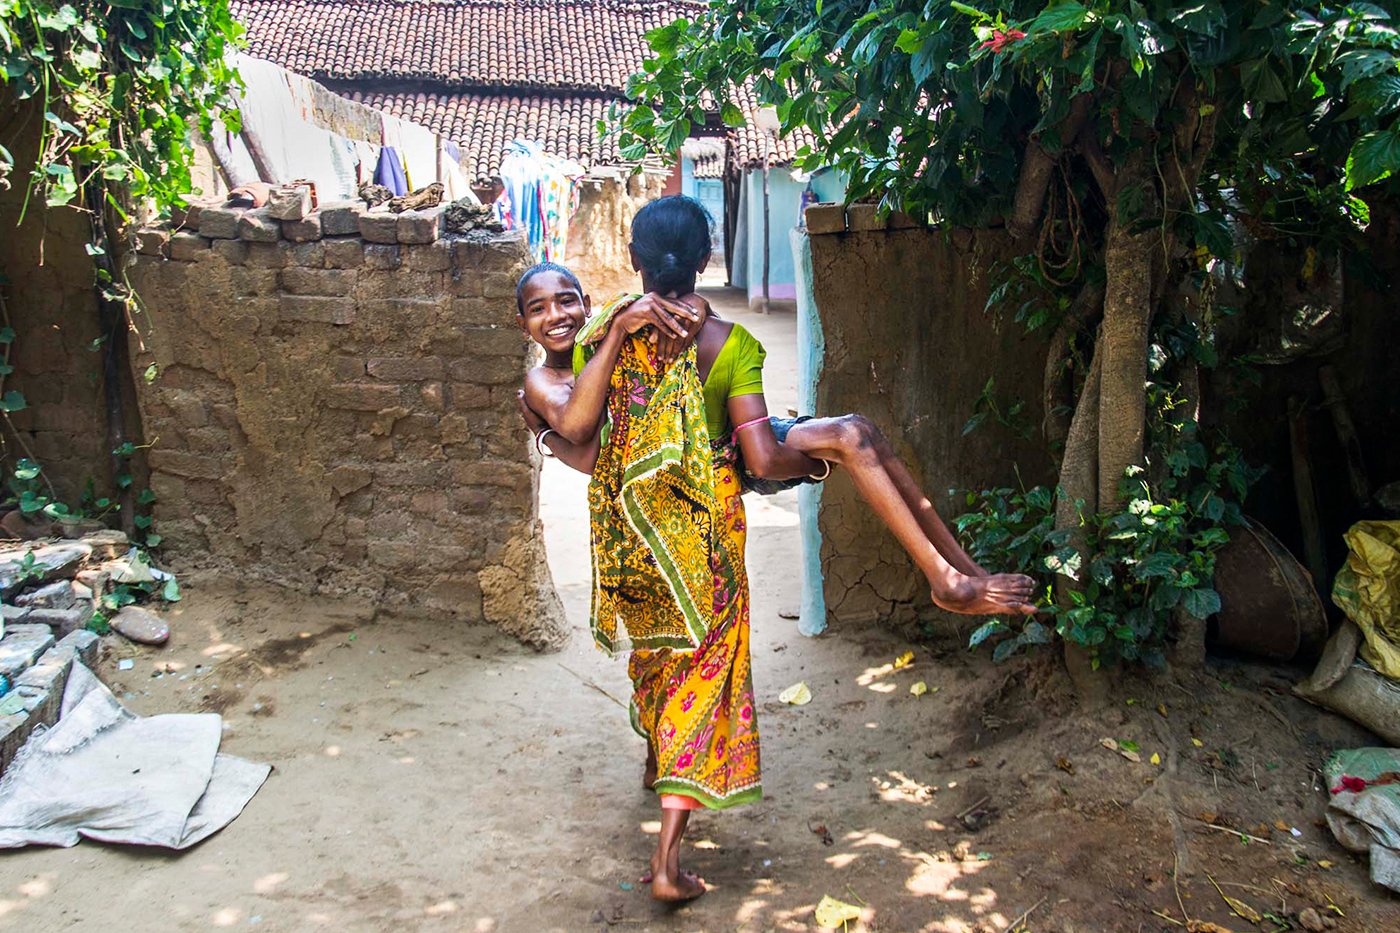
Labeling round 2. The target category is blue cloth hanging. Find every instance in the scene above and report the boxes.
[374,146,408,196]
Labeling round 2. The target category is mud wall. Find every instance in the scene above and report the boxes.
[0,97,112,501]
[565,173,665,301]
[806,205,1053,630]
[127,202,565,646]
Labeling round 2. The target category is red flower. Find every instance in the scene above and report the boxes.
[978,28,1026,54]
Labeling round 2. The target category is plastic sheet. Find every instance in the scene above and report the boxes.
[1325,747,1400,893]
[1333,520,1400,680]
[0,663,269,849]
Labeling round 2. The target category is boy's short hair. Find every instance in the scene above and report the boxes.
[516,262,582,312]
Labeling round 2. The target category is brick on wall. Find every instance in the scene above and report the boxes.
[127,214,565,648]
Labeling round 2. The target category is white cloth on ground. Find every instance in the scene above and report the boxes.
[0,663,270,849]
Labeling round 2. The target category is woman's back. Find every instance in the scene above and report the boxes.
[695,318,765,440]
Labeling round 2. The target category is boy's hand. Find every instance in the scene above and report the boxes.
[516,389,550,434]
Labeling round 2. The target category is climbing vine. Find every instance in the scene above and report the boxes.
[0,1,239,617]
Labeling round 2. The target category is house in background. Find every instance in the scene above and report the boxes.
[232,0,694,294]
[231,0,842,300]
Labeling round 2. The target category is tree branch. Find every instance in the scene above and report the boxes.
[1078,123,1117,201]
[1006,95,1095,240]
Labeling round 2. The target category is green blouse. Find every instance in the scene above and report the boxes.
[572,323,767,440]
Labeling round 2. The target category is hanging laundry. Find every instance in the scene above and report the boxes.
[374,147,408,197]
[440,139,478,203]
[399,121,438,192]
[494,140,584,262]
[232,54,353,198]
[353,140,381,187]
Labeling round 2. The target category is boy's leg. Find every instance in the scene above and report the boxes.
[784,415,1036,616]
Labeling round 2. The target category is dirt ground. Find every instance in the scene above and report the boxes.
[2,291,1398,932]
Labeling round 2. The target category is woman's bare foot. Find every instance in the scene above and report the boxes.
[643,747,657,790]
[650,811,706,902]
[931,572,1038,616]
[650,864,706,902]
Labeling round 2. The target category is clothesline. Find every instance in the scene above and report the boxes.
[222,54,476,203]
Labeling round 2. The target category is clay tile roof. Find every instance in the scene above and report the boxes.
[230,0,705,93]
[727,80,817,169]
[680,137,723,179]
[348,89,633,183]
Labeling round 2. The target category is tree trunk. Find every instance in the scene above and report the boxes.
[1055,336,1107,703]
[1096,215,1154,511]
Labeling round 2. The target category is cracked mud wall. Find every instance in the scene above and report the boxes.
[565,174,666,302]
[808,220,1053,634]
[127,220,566,648]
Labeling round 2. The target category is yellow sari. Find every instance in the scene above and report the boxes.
[577,296,761,809]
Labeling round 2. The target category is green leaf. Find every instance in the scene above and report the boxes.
[720,103,746,128]
[1032,3,1090,34]
[1181,587,1222,620]
[1346,128,1400,190]
[37,4,81,30]
[0,390,27,412]
[0,327,14,344]
[13,459,41,481]
[143,363,158,384]
[968,619,1003,648]
[1021,620,1052,645]
[138,488,157,505]
[992,636,1024,663]
[895,29,922,55]
[162,577,181,601]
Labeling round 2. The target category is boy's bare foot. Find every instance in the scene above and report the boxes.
[932,572,1038,616]
[643,748,657,790]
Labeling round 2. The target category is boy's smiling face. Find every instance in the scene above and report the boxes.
[517,270,590,354]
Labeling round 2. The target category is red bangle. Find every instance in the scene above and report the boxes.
[732,416,769,436]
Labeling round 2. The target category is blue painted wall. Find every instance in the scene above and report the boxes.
[731,166,847,303]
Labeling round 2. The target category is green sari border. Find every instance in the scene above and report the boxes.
[651,779,763,811]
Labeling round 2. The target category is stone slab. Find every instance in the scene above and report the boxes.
[267,184,312,221]
[0,627,54,679]
[14,580,75,610]
[237,207,281,242]
[845,203,885,232]
[804,202,847,236]
[320,201,364,236]
[198,206,244,240]
[169,232,211,262]
[282,213,324,243]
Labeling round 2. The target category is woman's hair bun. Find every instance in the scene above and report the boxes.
[630,195,713,294]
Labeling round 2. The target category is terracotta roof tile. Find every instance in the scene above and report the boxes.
[727,80,817,169]
[231,0,704,92]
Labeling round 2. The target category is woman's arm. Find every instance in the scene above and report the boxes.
[517,389,599,474]
[534,296,701,444]
[728,394,825,480]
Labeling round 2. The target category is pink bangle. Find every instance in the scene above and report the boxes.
[732,416,769,436]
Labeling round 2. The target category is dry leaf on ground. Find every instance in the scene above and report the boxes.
[779,682,812,705]
[814,894,862,928]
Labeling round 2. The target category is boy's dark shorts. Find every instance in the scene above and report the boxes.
[741,416,819,496]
